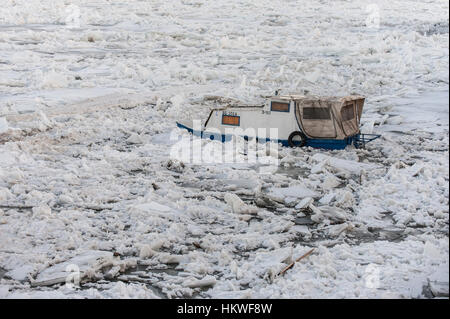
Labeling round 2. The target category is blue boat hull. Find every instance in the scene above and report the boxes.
[176,122,357,150]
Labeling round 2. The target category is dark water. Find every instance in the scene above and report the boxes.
[113,264,182,299]
[0,267,6,280]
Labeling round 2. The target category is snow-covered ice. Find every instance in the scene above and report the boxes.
[0,0,448,299]
[0,118,8,134]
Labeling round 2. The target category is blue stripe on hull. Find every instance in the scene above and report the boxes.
[305,138,352,150]
[176,122,354,150]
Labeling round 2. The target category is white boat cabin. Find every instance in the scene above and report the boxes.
[177,94,376,150]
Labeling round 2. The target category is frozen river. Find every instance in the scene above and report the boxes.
[0,0,448,298]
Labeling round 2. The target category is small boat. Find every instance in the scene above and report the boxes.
[176,94,380,150]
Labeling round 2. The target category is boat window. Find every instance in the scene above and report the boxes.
[222,114,240,126]
[271,101,290,112]
[303,107,331,120]
[341,103,355,121]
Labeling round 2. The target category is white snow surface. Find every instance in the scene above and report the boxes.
[0,118,8,134]
[0,0,448,299]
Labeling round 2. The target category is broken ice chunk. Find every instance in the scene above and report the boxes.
[360,120,375,134]
[253,247,293,281]
[4,265,34,281]
[428,263,449,298]
[385,115,403,125]
[311,160,328,174]
[32,205,52,217]
[327,222,354,237]
[224,193,258,214]
[126,133,145,144]
[139,245,157,259]
[295,197,314,209]
[322,175,340,190]
[183,275,217,288]
[105,266,121,279]
[310,204,347,223]
[292,225,312,238]
[319,193,336,205]
[0,117,8,134]
[268,185,319,203]
[157,253,187,264]
[423,241,441,261]
[31,251,113,287]
[311,154,379,175]
[405,162,425,177]
[131,202,173,217]
[0,187,13,201]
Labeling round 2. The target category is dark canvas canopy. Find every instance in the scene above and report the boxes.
[294,95,364,139]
